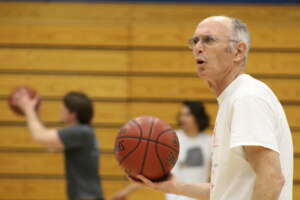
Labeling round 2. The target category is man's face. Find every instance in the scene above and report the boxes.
[60,104,75,124]
[179,105,197,132]
[191,18,235,80]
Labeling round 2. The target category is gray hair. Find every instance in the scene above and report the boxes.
[228,17,250,66]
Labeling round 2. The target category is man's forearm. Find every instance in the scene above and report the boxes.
[173,182,210,200]
[251,174,284,200]
[121,183,142,195]
[24,108,49,142]
[135,175,210,200]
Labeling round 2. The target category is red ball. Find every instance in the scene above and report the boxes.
[8,86,41,116]
[114,116,179,182]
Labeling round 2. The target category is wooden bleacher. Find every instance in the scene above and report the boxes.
[0,1,299,200]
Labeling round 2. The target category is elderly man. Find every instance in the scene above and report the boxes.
[134,16,293,200]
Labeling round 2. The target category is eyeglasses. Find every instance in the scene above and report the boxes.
[187,35,240,49]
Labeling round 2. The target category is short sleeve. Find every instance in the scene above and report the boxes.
[230,96,279,153]
[58,126,88,149]
[206,135,213,155]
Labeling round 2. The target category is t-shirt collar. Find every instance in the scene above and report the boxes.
[217,73,248,104]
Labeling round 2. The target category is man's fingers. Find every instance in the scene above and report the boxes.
[15,89,30,102]
[32,95,40,104]
[136,175,154,187]
[17,88,28,98]
[127,176,136,182]
[127,174,157,190]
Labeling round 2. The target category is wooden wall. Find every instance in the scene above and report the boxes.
[0,2,299,200]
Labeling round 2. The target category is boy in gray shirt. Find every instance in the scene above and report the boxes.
[16,90,103,200]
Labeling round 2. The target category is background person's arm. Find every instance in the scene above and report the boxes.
[24,107,64,151]
[16,90,64,151]
[134,175,210,200]
[244,146,285,200]
[109,183,142,200]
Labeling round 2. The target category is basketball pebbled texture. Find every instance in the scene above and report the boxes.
[114,116,179,182]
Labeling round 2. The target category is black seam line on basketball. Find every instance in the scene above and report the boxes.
[119,119,144,165]
[140,117,156,174]
[116,136,179,153]
[156,129,177,149]
[155,128,174,141]
[154,135,167,175]
[154,128,175,175]
[132,119,144,140]
[118,120,143,164]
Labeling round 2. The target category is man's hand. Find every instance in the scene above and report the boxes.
[15,88,39,114]
[129,175,210,200]
[133,175,177,194]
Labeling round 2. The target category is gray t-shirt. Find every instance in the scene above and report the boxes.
[58,125,103,200]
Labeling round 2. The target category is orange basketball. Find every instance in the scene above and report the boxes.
[8,86,41,116]
[114,116,179,182]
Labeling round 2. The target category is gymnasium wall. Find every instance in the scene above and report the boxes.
[0,2,299,200]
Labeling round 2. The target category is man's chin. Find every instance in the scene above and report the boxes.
[196,70,208,79]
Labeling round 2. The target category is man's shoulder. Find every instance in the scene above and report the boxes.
[233,75,275,102]
[60,124,94,135]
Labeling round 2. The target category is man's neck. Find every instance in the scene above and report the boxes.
[207,69,243,97]
[65,121,78,127]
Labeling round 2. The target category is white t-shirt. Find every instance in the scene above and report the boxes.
[166,130,212,200]
[210,74,293,200]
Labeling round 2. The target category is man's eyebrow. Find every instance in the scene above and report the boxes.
[192,34,215,38]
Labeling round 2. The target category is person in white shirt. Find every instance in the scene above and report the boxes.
[167,101,212,200]
[110,101,212,200]
[131,16,293,200]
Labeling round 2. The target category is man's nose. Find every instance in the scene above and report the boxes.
[193,42,204,55]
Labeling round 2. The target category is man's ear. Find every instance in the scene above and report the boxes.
[70,112,77,122]
[233,42,247,63]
